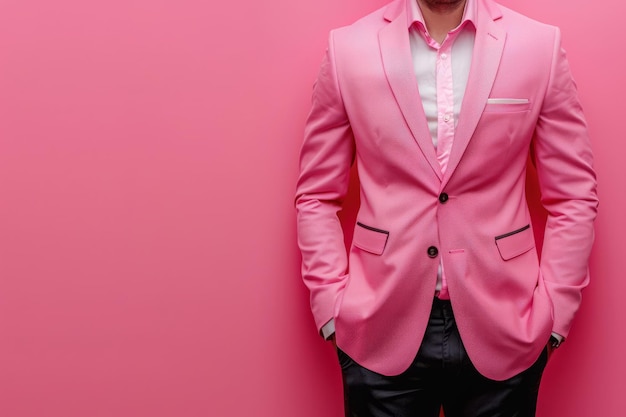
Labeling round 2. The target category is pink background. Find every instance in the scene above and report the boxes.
[0,0,622,416]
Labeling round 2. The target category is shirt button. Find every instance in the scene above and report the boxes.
[427,246,439,258]
[441,53,448,59]
[439,193,449,203]
[443,114,451,122]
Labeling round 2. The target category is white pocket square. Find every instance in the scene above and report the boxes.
[487,98,530,104]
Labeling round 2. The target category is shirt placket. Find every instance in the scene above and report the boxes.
[423,31,459,301]
[434,38,456,175]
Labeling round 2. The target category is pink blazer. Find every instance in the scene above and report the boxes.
[295,0,598,381]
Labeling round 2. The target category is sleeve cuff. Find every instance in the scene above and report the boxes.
[551,332,564,344]
[321,319,336,340]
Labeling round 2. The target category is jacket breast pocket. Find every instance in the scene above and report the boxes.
[353,222,389,255]
[495,224,534,260]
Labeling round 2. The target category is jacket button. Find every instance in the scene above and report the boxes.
[439,193,449,203]
[427,246,439,258]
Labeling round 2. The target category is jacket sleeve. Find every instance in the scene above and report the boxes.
[295,32,355,333]
[532,28,599,338]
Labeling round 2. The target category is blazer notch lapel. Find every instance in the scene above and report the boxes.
[383,0,404,22]
[443,18,506,185]
[378,12,442,180]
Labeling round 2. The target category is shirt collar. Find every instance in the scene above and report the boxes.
[407,0,477,31]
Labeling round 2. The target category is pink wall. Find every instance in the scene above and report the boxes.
[0,0,623,416]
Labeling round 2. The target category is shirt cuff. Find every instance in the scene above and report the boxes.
[551,332,564,343]
[321,319,336,340]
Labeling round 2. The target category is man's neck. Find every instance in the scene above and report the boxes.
[417,0,467,43]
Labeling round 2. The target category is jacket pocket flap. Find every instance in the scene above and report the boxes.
[495,224,534,260]
[353,222,389,255]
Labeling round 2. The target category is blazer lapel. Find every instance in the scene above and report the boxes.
[379,6,442,181]
[443,4,506,186]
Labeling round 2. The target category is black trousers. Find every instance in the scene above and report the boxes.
[338,299,548,417]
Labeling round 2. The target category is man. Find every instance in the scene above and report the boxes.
[295,0,598,415]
